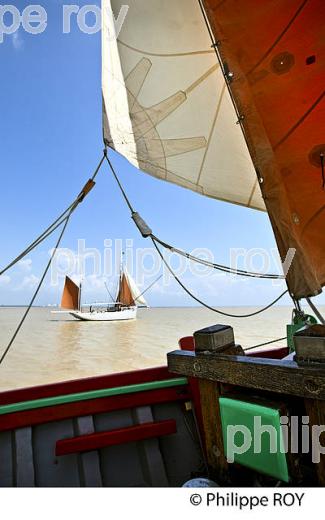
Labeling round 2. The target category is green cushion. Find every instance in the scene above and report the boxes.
[219,397,289,482]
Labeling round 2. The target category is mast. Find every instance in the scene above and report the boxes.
[116,251,125,304]
[78,280,82,311]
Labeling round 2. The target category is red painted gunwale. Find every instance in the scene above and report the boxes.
[0,366,177,406]
[0,385,190,433]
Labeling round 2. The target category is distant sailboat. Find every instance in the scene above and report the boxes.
[58,267,147,322]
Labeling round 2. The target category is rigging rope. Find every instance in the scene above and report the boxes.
[244,336,288,351]
[151,238,288,318]
[0,214,71,366]
[104,155,283,279]
[135,274,163,302]
[151,234,284,279]
[104,153,289,317]
[0,154,105,277]
[0,153,105,366]
[105,150,135,213]
[306,296,325,325]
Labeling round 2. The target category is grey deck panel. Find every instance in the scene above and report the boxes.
[94,408,148,487]
[75,416,102,487]
[0,431,14,487]
[1,402,203,487]
[133,406,169,487]
[14,427,35,487]
[33,419,81,487]
[152,402,204,487]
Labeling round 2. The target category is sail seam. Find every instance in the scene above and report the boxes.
[118,39,215,58]
[196,83,226,185]
[274,90,325,150]
[247,0,308,76]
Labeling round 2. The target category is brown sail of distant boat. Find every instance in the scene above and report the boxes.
[56,266,147,321]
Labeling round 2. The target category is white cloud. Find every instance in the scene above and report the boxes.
[0,274,11,286]
[18,274,40,290]
[17,258,32,272]
[85,275,105,290]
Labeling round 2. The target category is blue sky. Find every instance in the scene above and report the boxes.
[0,1,324,309]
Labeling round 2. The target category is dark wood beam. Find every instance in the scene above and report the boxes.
[167,350,325,400]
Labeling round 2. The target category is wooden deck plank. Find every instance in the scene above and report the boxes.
[14,428,35,487]
[94,409,146,487]
[75,416,102,487]
[33,419,80,487]
[0,431,14,486]
[152,402,204,487]
[134,406,169,487]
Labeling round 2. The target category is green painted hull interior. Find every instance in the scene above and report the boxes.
[0,378,188,416]
[219,397,289,483]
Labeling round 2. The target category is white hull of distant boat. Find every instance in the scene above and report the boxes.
[69,306,137,322]
[57,268,147,323]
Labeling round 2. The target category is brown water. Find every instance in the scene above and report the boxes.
[0,306,323,391]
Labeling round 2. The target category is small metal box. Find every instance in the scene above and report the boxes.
[293,324,325,365]
[194,324,235,353]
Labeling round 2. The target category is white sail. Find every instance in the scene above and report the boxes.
[123,268,147,307]
[102,0,264,210]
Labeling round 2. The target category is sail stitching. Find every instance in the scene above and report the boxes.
[247,0,308,76]
[196,83,226,185]
[118,39,215,58]
[274,90,325,150]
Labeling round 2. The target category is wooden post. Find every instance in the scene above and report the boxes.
[198,378,229,483]
[192,325,243,484]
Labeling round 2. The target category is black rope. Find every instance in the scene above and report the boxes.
[104,282,115,302]
[306,296,325,325]
[104,152,135,213]
[90,154,106,182]
[152,234,284,279]
[0,154,105,366]
[104,154,289,315]
[0,214,71,366]
[151,238,288,319]
[244,336,287,351]
[0,154,105,277]
[135,274,163,302]
[105,156,284,279]
[0,206,74,276]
